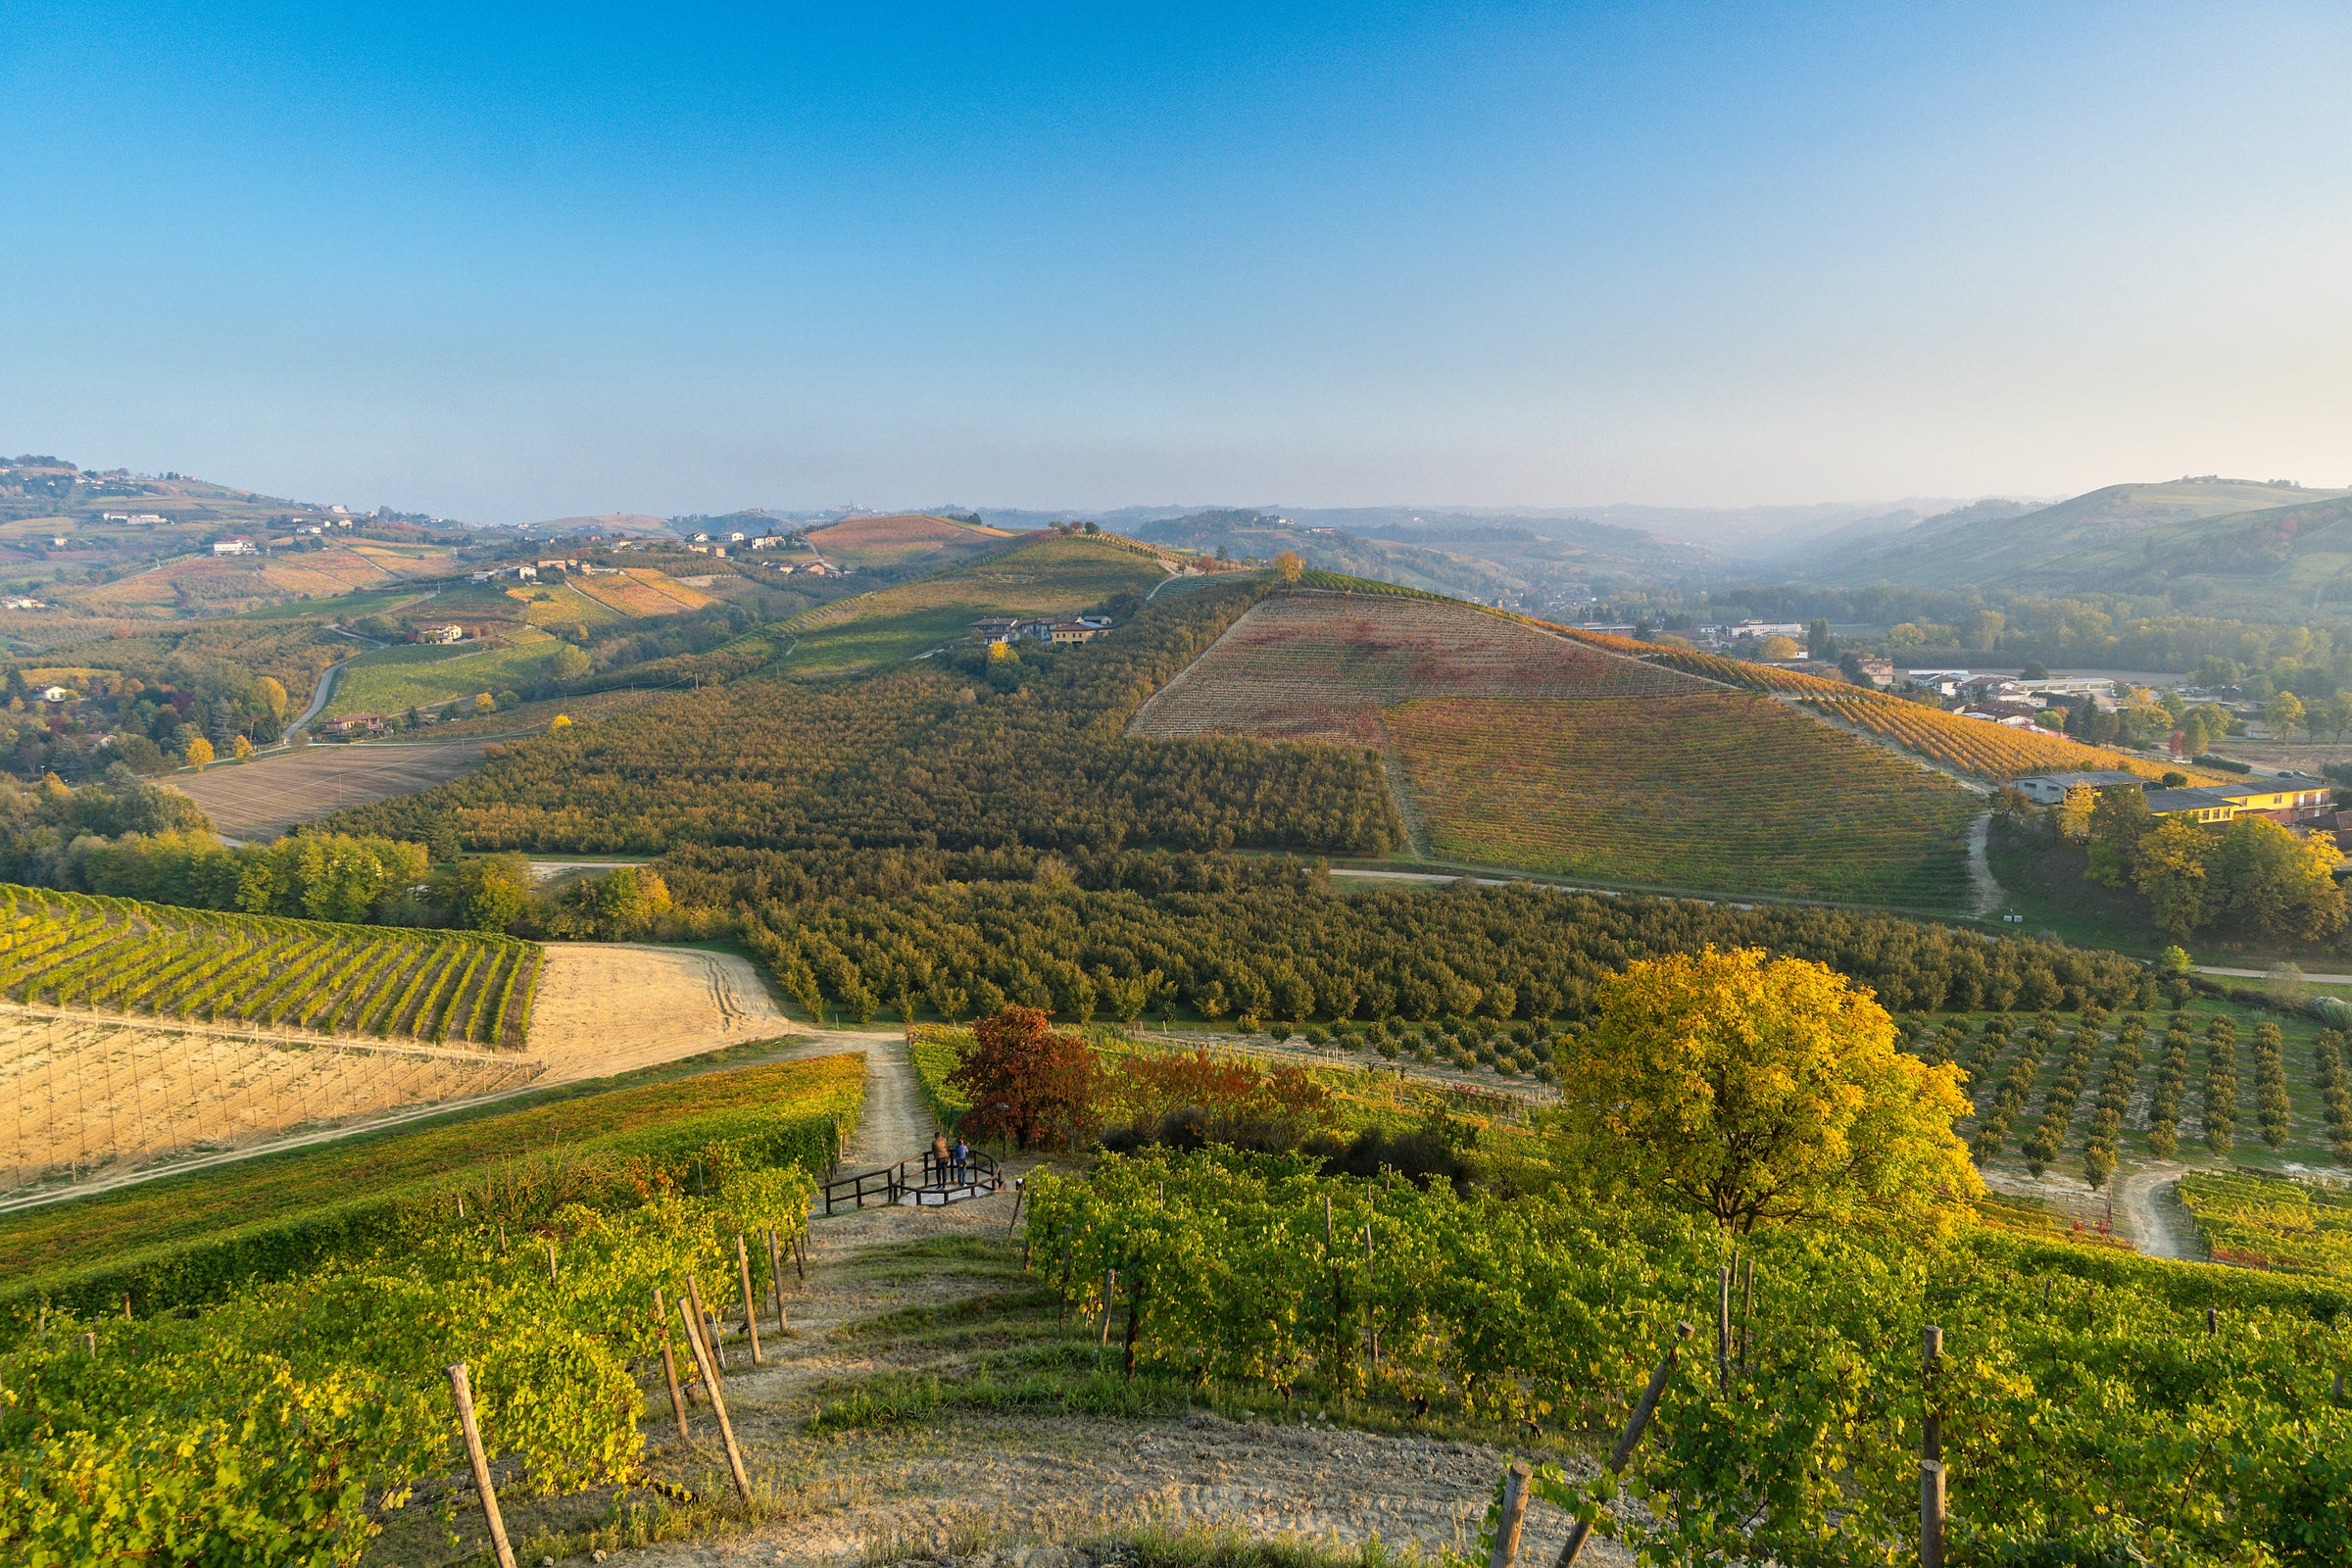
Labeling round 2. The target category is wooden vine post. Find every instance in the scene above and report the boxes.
[1556,1321,1691,1568]
[652,1287,690,1437]
[1717,1262,1733,1393]
[766,1227,788,1331]
[546,1240,558,1286]
[446,1362,518,1568]
[678,1282,754,1502]
[1922,1324,1945,1568]
[1491,1459,1533,1568]
[734,1236,764,1364]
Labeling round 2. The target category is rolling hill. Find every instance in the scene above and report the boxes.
[1804,479,2352,609]
[802,512,1012,571]
[778,530,1169,678]
[1133,509,1712,608]
[1132,588,1979,909]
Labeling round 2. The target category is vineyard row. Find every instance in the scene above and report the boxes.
[0,884,541,1049]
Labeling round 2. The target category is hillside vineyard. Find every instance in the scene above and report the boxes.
[0,886,539,1047]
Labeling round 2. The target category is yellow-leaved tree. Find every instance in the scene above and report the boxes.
[1552,947,1981,1238]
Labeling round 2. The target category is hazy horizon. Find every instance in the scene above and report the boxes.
[7,2,2348,524]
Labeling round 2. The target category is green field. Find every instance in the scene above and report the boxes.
[323,629,565,716]
[780,533,1167,678]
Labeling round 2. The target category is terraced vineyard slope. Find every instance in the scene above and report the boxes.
[0,886,539,1048]
[1133,591,1978,906]
[1551,623,2210,784]
[1808,695,2212,783]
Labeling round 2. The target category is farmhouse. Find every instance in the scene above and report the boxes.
[320,712,391,739]
[969,616,1021,646]
[2016,770,2144,805]
[36,685,74,704]
[1025,614,1113,645]
[1857,657,1895,687]
[418,624,466,645]
[212,537,257,556]
[2141,781,2332,827]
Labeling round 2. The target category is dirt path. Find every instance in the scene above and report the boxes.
[1966,809,2000,916]
[2118,1164,2199,1260]
[427,1154,1634,1568]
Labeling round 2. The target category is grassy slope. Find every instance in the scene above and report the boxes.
[1392,691,1977,908]
[324,630,564,715]
[781,534,1169,678]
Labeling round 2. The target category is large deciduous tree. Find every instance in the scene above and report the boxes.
[1551,946,1981,1238]
[948,1004,1102,1150]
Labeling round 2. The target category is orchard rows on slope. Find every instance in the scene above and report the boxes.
[0,885,539,1048]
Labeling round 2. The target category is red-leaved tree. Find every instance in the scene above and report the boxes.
[948,1005,1102,1149]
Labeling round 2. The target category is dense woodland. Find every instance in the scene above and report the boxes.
[328,578,1403,860]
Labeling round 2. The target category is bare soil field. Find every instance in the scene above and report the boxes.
[169,740,494,838]
[0,1006,535,1193]
[1129,591,1704,746]
[525,944,794,1084]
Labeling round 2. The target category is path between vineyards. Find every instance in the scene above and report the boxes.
[405,1049,1634,1568]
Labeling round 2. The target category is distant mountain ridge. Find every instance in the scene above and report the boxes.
[1799,479,2352,612]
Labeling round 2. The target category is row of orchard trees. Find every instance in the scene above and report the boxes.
[747,877,2151,1030]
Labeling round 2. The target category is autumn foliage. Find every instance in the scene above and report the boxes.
[1552,946,1981,1238]
[946,1004,1102,1149]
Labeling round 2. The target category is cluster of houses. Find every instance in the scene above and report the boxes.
[969,614,1115,647]
[2018,769,2332,830]
[1902,671,2119,727]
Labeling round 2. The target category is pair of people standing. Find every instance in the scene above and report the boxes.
[929,1130,970,1184]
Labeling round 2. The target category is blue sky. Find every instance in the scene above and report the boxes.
[4,2,2348,522]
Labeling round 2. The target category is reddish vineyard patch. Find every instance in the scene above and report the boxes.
[1131,593,1708,743]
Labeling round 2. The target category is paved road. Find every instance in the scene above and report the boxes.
[2199,964,2352,984]
[287,654,358,734]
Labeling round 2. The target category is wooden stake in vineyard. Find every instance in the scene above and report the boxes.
[766,1227,787,1331]
[653,1287,690,1436]
[676,1285,753,1502]
[1556,1321,1691,1568]
[735,1235,763,1364]
[1491,1459,1533,1568]
[446,1362,518,1568]
[1922,1325,1944,1568]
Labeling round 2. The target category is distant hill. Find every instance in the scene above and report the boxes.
[1802,480,2352,607]
[531,513,674,538]
[1129,509,1709,608]
[803,513,1011,571]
